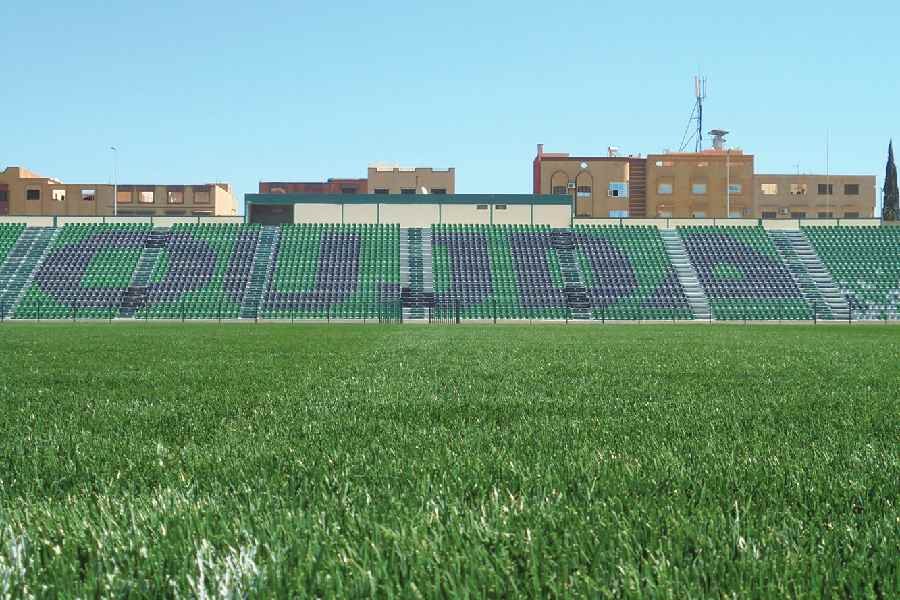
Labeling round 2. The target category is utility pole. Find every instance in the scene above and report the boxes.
[111,146,118,217]
[825,132,830,217]
[726,149,731,218]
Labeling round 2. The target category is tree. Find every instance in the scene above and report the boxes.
[884,140,899,221]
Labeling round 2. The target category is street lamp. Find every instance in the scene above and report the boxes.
[110,146,118,217]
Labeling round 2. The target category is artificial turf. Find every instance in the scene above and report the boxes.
[0,323,897,597]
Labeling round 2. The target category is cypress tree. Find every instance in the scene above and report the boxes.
[884,140,899,221]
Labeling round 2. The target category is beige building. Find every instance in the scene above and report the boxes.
[366,165,455,195]
[0,166,237,217]
[646,150,755,219]
[754,174,875,219]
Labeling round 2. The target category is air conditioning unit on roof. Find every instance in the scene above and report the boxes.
[567,182,576,190]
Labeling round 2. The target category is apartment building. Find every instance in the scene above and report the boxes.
[534,144,875,219]
[0,166,236,217]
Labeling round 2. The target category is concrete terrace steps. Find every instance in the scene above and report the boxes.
[120,228,170,318]
[768,230,849,321]
[659,229,712,320]
[240,226,279,319]
[400,228,434,321]
[550,229,591,320]
[0,227,59,317]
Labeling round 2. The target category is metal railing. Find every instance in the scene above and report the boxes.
[2,296,899,325]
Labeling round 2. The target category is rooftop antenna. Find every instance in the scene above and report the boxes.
[679,75,707,152]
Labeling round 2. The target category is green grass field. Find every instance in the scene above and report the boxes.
[0,324,897,598]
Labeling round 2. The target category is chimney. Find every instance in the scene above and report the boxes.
[537,144,544,158]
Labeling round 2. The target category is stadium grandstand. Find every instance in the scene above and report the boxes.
[0,218,896,322]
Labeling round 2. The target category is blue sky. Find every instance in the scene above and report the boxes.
[2,1,896,212]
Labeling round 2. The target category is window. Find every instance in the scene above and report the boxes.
[657,182,673,195]
[843,212,860,219]
[817,183,833,195]
[374,188,389,195]
[495,204,508,210]
[608,182,629,198]
[728,211,743,218]
[728,183,742,194]
[655,160,674,167]
[82,189,96,202]
[551,186,568,195]
[139,191,154,204]
[476,204,488,210]
[52,189,66,202]
[761,183,778,195]
[697,161,709,167]
[692,211,706,218]
[790,212,806,219]
[608,210,629,218]
[431,188,447,195]
[576,185,592,198]
[761,211,777,219]
[341,187,357,195]
[116,190,131,204]
[194,191,211,204]
[657,210,673,218]
[400,188,416,195]
[844,183,860,195]
[691,182,708,195]
[817,212,833,218]
[167,191,184,204]
[26,188,41,201]
[790,183,808,196]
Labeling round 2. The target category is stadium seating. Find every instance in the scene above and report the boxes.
[802,226,900,320]
[258,223,400,319]
[1,222,897,323]
[573,225,693,320]
[14,224,150,319]
[678,226,812,320]
[136,223,260,319]
[431,224,567,319]
[0,223,25,266]
[0,223,28,315]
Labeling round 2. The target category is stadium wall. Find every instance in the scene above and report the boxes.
[1,213,881,230]
[249,194,571,227]
[572,217,881,229]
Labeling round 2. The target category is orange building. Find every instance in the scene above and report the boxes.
[534,143,875,219]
